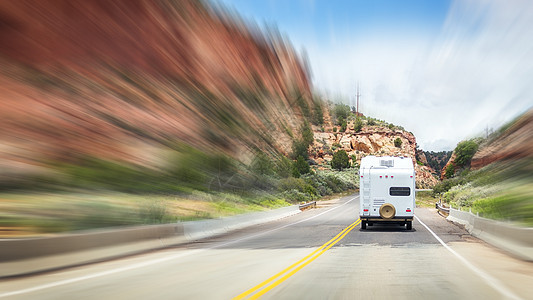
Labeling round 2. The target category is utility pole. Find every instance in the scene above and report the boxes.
[356,83,360,116]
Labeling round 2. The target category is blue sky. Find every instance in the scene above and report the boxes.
[218,0,533,151]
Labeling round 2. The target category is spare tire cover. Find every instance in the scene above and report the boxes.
[379,203,396,219]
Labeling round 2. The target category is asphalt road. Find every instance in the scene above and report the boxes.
[1,193,532,299]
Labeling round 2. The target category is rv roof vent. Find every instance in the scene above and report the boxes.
[380,159,394,167]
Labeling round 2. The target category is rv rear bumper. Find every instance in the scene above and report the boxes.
[360,216,413,222]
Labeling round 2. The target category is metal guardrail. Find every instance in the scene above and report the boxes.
[299,201,317,210]
[0,206,301,278]
[435,200,450,214]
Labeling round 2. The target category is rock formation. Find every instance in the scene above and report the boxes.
[310,114,439,188]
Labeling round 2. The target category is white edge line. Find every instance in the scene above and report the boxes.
[415,215,522,300]
[0,197,358,298]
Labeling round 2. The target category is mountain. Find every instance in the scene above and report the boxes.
[0,0,314,177]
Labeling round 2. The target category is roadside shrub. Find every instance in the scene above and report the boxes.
[278,177,318,202]
[280,189,311,203]
[432,176,465,196]
[139,199,167,224]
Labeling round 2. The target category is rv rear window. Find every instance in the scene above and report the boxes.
[390,187,411,196]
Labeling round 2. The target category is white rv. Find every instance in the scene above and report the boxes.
[359,156,415,230]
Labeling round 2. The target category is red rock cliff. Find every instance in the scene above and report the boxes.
[0,0,314,172]
[471,109,533,169]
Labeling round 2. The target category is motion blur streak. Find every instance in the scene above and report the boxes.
[0,0,322,235]
[0,0,314,187]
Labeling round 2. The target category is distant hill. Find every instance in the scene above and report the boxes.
[424,151,452,175]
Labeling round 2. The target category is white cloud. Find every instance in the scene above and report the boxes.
[306,0,533,151]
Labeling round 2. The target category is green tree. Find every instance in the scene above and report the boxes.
[454,140,478,168]
[331,150,350,170]
[340,120,347,132]
[313,100,324,125]
[275,156,293,178]
[334,104,350,124]
[291,122,314,160]
[445,163,455,179]
[251,152,274,176]
[301,121,314,147]
[354,117,363,132]
[394,137,402,148]
[291,139,308,160]
[292,155,310,177]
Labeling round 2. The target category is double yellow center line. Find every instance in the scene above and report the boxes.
[234,218,361,299]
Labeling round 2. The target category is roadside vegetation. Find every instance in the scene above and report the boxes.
[0,153,358,235]
[431,138,533,226]
[415,190,436,208]
[0,99,360,235]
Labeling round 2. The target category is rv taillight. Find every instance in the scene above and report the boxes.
[379,176,382,178]
[391,176,394,178]
[406,209,411,212]
[363,209,369,212]
[361,176,363,178]
[410,176,413,178]
[385,175,388,178]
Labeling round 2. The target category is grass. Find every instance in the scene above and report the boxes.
[0,184,357,237]
[0,154,361,236]
[434,158,533,226]
[415,190,437,208]
[0,191,283,236]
